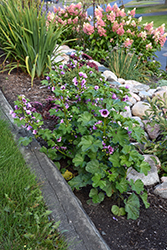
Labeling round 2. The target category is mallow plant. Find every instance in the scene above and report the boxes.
[12,56,150,220]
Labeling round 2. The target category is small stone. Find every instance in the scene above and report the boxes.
[143,120,160,140]
[154,182,167,199]
[101,231,107,235]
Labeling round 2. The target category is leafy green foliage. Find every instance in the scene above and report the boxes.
[13,52,150,220]
[111,205,126,216]
[125,193,140,220]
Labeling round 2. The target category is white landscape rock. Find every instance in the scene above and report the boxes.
[161,177,167,183]
[120,106,132,118]
[130,92,141,102]
[127,155,160,186]
[154,182,167,199]
[117,78,125,84]
[103,70,118,82]
[128,96,137,105]
[132,101,151,119]
[139,90,152,100]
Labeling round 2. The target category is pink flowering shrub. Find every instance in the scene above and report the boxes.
[48,3,167,68]
[47,3,91,46]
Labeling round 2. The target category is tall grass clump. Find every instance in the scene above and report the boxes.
[107,46,148,82]
[0,118,67,249]
[0,0,65,84]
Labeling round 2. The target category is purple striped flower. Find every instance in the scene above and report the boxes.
[99,109,110,118]
[112,93,117,99]
[94,85,99,90]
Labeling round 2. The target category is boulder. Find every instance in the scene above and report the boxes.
[139,91,152,100]
[161,177,167,183]
[117,78,125,84]
[132,116,144,129]
[143,120,160,140]
[153,89,167,100]
[103,70,117,82]
[127,155,160,186]
[132,101,151,119]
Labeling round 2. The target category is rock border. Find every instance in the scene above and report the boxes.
[0,90,110,250]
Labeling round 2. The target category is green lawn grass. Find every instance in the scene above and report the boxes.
[125,0,164,6]
[0,118,67,250]
[126,4,167,13]
[139,15,167,30]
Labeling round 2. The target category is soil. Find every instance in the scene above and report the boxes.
[0,67,167,250]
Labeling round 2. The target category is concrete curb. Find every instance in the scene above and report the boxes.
[0,90,111,250]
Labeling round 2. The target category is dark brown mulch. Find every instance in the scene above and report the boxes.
[0,68,167,250]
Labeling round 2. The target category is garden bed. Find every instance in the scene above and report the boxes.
[0,68,167,250]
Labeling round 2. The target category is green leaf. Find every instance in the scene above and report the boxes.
[121,145,132,154]
[86,159,99,174]
[73,154,85,167]
[116,179,129,193]
[91,139,103,152]
[120,155,132,167]
[140,161,151,175]
[18,136,32,146]
[68,174,92,190]
[112,127,129,146]
[109,152,120,167]
[78,135,102,152]
[78,135,93,151]
[125,193,140,220]
[130,179,144,194]
[111,205,126,216]
[54,161,61,170]
[77,111,95,126]
[140,191,150,209]
[107,168,119,181]
[129,150,143,162]
[103,181,113,197]
[92,173,106,189]
[89,188,105,204]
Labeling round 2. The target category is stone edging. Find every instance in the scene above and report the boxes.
[0,90,111,250]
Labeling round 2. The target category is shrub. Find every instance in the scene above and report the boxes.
[48,3,167,72]
[12,52,151,220]
[0,0,65,84]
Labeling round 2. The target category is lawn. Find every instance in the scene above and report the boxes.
[139,14,167,30]
[0,118,67,250]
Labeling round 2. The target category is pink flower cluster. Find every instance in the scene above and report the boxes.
[48,2,167,57]
[47,2,90,32]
